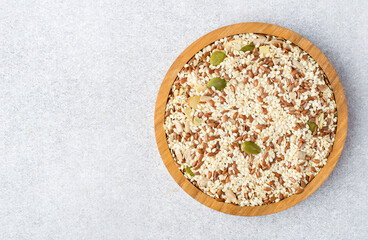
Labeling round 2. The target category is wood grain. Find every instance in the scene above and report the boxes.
[154,22,348,216]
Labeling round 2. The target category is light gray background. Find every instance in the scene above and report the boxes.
[0,0,367,239]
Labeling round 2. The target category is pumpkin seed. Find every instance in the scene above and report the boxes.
[209,51,226,66]
[240,45,255,53]
[207,77,227,90]
[306,122,317,132]
[185,166,194,176]
[241,141,261,154]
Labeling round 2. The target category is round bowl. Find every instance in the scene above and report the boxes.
[154,22,348,216]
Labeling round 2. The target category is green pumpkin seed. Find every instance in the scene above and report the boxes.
[241,141,261,154]
[306,122,317,132]
[207,77,227,90]
[209,51,226,66]
[240,45,255,53]
[185,166,194,176]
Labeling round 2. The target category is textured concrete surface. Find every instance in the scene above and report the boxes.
[0,0,367,239]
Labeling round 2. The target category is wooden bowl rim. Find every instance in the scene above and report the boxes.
[154,22,348,216]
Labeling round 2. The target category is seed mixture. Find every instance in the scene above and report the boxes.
[164,33,337,206]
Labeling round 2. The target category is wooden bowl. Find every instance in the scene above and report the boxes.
[154,22,348,216]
